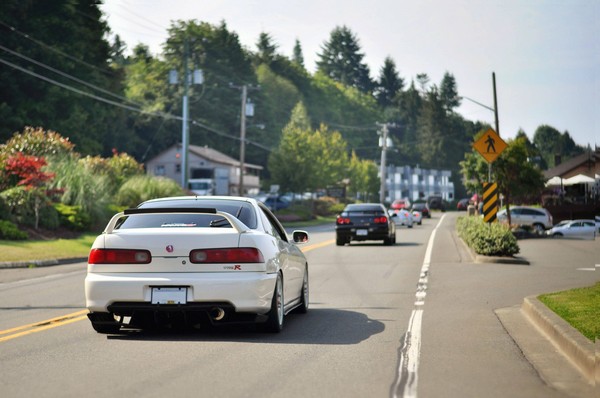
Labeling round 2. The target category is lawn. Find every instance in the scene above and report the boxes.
[538,282,600,341]
[0,233,96,263]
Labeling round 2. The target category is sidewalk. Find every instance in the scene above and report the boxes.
[461,238,598,396]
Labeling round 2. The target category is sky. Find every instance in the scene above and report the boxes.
[100,0,599,147]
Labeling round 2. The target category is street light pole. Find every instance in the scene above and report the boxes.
[379,123,389,204]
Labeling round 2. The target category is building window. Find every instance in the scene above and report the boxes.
[175,164,181,173]
[154,165,165,176]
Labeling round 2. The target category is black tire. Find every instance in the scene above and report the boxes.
[532,223,545,234]
[88,312,121,334]
[297,267,309,314]
[383,236,393,245]
[263,273,284,333]
[336,235,346,246]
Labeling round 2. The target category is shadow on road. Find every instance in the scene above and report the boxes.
[106,308,385,345]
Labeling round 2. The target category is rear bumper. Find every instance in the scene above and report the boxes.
[85,271,277,315]
[335,226,391,241]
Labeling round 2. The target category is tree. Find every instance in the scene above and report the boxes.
[292,39,305,68]
[533,125,584,168]
[348,151,379,201]
[268,103,349,193]
[316,26,373,93]
[439,72,461,113]
[375,57,404,108]
[255,32,278,64]
[0,0,127,155]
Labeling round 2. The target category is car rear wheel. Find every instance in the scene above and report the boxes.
[263,273,284,333]
[336,235,347,246]
[297,267,309,314]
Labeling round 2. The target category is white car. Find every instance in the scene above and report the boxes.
[85,196,309,334]
[546,219,597,239]
[496,206,553,233]
[411,210,423,225]
[390,208,413,228]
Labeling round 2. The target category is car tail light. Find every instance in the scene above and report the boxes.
[374,216,388,224]
[88,248,151,264]
[189,248,264,263]
[336,217,351,225]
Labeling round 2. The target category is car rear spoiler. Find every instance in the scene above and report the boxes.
[103,208,251,234]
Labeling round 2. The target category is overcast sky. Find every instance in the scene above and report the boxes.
[101,0,599,147]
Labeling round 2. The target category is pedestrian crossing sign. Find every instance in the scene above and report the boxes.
[473,128,507,163]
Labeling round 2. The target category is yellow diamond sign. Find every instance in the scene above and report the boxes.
[473,128,507,163]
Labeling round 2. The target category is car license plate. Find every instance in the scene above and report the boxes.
[151,287,187,304]
[356,229,368,236]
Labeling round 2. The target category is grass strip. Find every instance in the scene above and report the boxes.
[0,233,96,263]
[538,282,600,341]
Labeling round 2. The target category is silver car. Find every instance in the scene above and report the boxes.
[496,206,553,233]
[546,219,597,239]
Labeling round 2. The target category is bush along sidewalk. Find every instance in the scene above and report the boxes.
[457,215,519,257]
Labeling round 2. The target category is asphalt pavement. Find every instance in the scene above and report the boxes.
[0,223,597,397]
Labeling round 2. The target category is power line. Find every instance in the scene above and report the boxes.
[0,19,115,76]
[0,45,142,108]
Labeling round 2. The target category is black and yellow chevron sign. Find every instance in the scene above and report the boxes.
[482,182,498,223]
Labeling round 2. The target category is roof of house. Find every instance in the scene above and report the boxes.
[543,147,598,179]
[150,144,263,170]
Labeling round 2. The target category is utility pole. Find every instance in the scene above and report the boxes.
[238,84,247,196]
[169,38,203,190]
[378,123,390,204]
[181,38,190,189]
[493,72,500,136]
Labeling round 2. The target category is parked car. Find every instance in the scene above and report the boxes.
[546,219,596,239]
[262,195,290,211]
[411,202,430,218]
[411,209,423,225]
[85,196,310,334]
[457,198,470,211]
[496,206,553,233]
[390,199,411,211]
[390,208,413,228]
[336,203,396,246]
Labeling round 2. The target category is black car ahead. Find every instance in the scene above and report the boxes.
[335,203,396,246]
[411,202,431,218]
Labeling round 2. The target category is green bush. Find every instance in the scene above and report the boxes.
[0,220,28,240]
[114,175,185,208]
[457,215,519,256]
[54,203,91,231]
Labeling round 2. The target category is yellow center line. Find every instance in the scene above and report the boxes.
[301,239,334,253]
[0,309,89,343]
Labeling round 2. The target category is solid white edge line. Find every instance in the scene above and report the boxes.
[393,214,446,398]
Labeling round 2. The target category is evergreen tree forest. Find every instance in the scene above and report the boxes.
[0,1,586,200]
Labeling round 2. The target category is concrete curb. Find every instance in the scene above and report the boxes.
[0,257,88,269]
[522,295,596,384]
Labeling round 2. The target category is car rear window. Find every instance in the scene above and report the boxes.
[342,204,385,216]
[116,199,258,229]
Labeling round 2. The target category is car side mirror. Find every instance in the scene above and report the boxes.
[292,230,309,243]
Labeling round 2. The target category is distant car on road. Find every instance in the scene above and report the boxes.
[497,206,553,233]
[262,195,290,211]
[390,208,413,228]
[546,219,596,239]
[411,209,423,225]
[390,199,411,211]
[336,203,396,246]
[411,202,430,218]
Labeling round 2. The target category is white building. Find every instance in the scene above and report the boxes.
[384,165,454,203]
[145,143,262,196]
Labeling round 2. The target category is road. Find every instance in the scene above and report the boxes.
[0,212,597,397]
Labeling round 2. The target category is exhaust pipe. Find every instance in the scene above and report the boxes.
[210,307,225,321]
